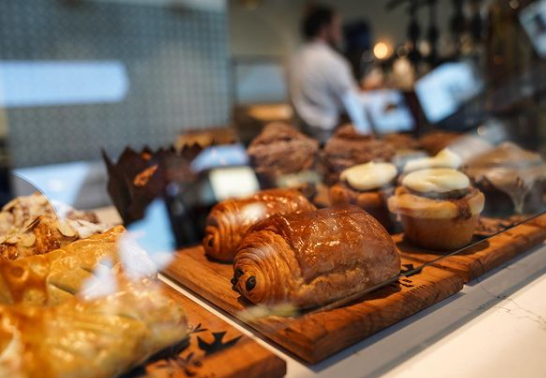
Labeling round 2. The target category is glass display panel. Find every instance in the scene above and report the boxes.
[0,0,546,376]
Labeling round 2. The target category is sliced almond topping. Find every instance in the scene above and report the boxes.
[35,194,49,206]
[57,223,76,238]
[2,198,19,211]
[23,217,41,232]
[5,235,21,245]
[21,233,36,247]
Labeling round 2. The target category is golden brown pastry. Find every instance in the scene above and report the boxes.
[203,189,316,262]
[247,122,319,186]
[0,279,187,378]
[321,125,396,184]
[388,168,485,250]
[419,131,463,156]
[0,193,109,260]
[0,192,99,236]
[383,133,421,151]
[232,205,400,308]
[0,215,110,261]
[0,226,157,306]
[329,162,398,231]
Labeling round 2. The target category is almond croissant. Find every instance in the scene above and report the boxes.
[232,205,400,308]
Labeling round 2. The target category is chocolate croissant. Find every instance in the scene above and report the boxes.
[232,205,400,308]
[203,189,316,262]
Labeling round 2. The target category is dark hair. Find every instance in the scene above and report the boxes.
[301,4,336,40]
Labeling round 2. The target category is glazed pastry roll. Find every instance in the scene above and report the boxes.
[0,280,187,378]
[0,226,156,306]
[203,189,316,262]
[232,205,400,308]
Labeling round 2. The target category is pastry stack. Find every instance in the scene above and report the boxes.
[202,188,400,308]
[0,195,188,378]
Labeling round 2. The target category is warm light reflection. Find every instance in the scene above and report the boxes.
[373,42,391,60]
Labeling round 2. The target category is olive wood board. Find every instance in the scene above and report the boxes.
[396,214,546,283]
[130,285,286,378]
[163,250,464,364]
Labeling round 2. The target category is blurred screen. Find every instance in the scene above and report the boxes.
[234,60,288,105]
[359,89,415,134]
[520,0,546,58]
[190,144,249,173]
[415,61,483,124]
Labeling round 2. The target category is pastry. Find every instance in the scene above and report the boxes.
[419,131,491,163]
[232,205,400,308]
[321,125,395,184]
[465,142,546,215]
[329,162,397,230]
[383,133,421,151]
[0,215,110,261]
[419,131,463,156]
[403,148,462,173]
[0,192,101,236]
[0,279,187,378]
[0,193,110,260]
[203,189,316,262]
[0,225,157,306]
[247,122,319,186]
[388,168,485,250]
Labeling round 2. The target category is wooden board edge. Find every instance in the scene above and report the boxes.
[398,218,546,282]
[158,283,287,378]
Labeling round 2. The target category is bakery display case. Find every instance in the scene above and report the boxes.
[1,0,546,377]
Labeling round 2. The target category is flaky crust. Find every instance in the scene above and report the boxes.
[232,205,400,308]
[388,186,485,219]
[0,226,156,305]
[203,189,316,262]
[0,216,110,261]
[0,280,187,378]
[329,183,394,230]
[419,131,462,156]
[321,125,396,184]
[247,123,319,182]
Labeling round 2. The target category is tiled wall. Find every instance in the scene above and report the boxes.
[0,0,230,167]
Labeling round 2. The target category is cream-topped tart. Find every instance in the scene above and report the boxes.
[388,168,484,250]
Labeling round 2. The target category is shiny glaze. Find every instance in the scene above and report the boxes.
[233,205,400,307]
[203,189,316,262]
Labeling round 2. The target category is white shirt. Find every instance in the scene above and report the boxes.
[289,40,370,133]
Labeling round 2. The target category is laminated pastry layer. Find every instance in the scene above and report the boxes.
[203,188,316,262]
[233,205,400,308]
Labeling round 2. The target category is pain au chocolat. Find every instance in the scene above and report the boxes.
[203,188,316,262]
[232,205,400,308]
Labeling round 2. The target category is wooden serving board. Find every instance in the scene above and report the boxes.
[163,249,463,364]
[396,214,546,283]
[129,285,286,378]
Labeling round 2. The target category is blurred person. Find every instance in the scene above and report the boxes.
[290,4,371,143]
